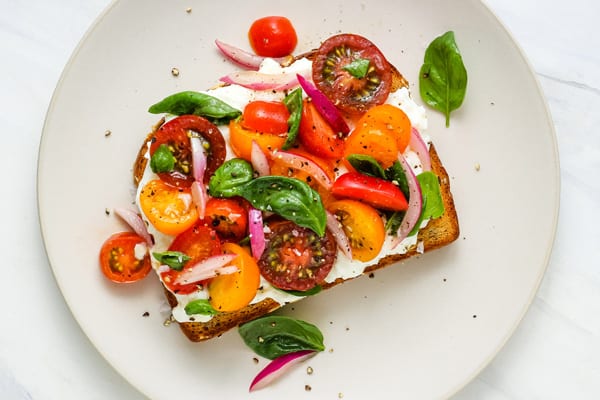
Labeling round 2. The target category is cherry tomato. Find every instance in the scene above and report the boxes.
[160,222,222,294]
[258,220,337,291]
[248,16,298,58]
[228,119,286,161]
[331,172,408,211]
[138,179,199,236]
[298,99,344,159]
[209,243,260,312]
[204,197,249,241]
[242,100,290,134]
[150,115,226,187]
[328,200,385,262]
[358,104,412,151]
[312,34,392,115]
[99,232,151,283]
[344,122,399,169]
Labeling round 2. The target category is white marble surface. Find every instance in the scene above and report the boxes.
[1,0,599,399]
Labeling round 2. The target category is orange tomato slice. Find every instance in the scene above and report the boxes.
[328,199,385,262]
[138,179,198,236]
[228,119,286,161]
[209,243,260,312]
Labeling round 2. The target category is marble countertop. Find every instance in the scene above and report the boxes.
[1,0,599,399]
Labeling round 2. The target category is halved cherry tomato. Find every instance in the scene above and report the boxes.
[248,16,298,58]
[138,179,198,236]
[160,222,222,294]
[298,99,344,159]
[209,243,260,312]
[204,197,249,241]
[344,122,399,169]
[242,100,290,134]
[258,220,337,291]
[358,104,412,152]
[328,200,385,262]
[312,34,392,115]
[150,115,226,187]
[99,232,151,283]
[331,172,408,211]
[229,119,286,161]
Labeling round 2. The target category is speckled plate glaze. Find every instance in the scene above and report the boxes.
[38,0,559,398]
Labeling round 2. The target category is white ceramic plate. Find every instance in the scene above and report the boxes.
[38,0,559,399]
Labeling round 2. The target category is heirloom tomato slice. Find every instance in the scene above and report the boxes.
[99,232,151,283]
[331,172,408,212]
[298,99,344,159]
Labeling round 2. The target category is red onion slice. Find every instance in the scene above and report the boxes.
[248,207,266,260]
[113,207,153,246]
[191,180,208,220]
[409,127,431,172]
[296,74,350,135]
[220,70,306,91]
[190,136,207,182]
[326,211,353,260]
[174,254,238,285]
[250,140,270,177]
[391,153,423,248]
[270,150,333,190]
[249,350,316,392]
[214,40,292,70]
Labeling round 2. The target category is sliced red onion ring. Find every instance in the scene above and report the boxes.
[174,254,238,285]
[251,141,270,177]
[214,40,292,70]
[409,127,431,172]
[391,153,423,248]
[326,211,352,260]
[296,74,350,135]
[190,136,207,182]
[220,70,306,91]
[191,180,208,220]
[249,350,316,392]
[113,207,153,246]
[270,150,332,190]
[248,207,266,260]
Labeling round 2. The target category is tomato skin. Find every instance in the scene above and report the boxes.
[138,179,199,236]
[248,16,298,57]
[209,243,260,312]
[344,123,399,169]
[99,232,151,283]
[242,101,290,134]
[299,100,344,159]
[356,104,412,152]
[331,172,408,211]
[204,197,249,241]
[150,115,226,187]
[229,119,286,161]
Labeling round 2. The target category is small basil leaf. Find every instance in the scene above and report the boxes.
[385,210,406,236]
[148,91,242,125]
[152,251,191,271]
[408,171,445,237]
[238,315,325,360]
[184,299,219,316]
[346,154,386,179]
[282,88,303,150]
[150,144,175,173]
[385,161,410,199]
[236,176,326,237]
[419,31,467,127]
[343,58,370,78]
[208,158,254,197]
[281,285,323,297]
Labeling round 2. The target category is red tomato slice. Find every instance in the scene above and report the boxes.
[299,99,344,159]
[248,16,298,58]
[204,197,249,241]
[99,232,151,283]
[150,115,226,187]
[242,100,290,134]
[331,172,408,211]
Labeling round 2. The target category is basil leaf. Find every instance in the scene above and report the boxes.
[346,154,386,179]
[184,299,219,316]
[208,158,254,197]
[385,210,405,236]
[148,91,242,125]
[282,88,303,150]
[343,58,370,78]
[281,285,323,297]
[408,171,445,236]
[236,176,326,237]
[238,315,325,360]
[419,31,467,127]
[152,251,191,271]
[385,161,410,199]
[150,144,175,173]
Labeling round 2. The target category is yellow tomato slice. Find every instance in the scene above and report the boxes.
[209,243,260,312]
[328,199,385,262]
[228,119,286,161]
[138,179,198,236]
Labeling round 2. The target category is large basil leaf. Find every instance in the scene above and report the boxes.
[419,31,467,127]
[238,315,325,360]
[148,91,241,125]
[208,158,254,197]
